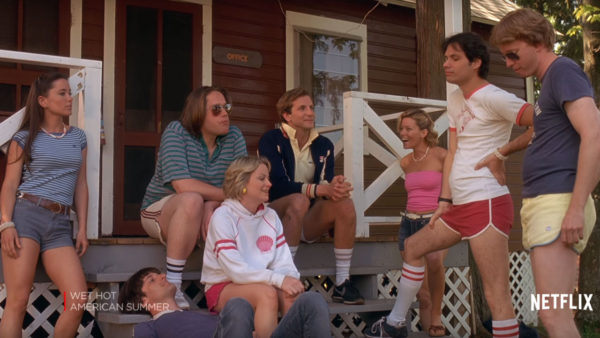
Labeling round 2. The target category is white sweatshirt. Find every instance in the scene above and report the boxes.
[201,199,300,291]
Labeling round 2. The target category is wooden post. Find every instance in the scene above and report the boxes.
[416,0,446,100]
[343,92,367,237]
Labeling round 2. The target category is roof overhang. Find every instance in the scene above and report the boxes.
[377,0,520,25]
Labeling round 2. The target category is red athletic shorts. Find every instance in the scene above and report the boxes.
[440,194,513,239]
[205,281,232,313]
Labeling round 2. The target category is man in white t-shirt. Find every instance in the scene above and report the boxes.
[366,32,534,338]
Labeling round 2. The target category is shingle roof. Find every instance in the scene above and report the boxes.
[384,0,520,24]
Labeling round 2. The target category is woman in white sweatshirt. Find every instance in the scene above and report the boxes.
[201,156,306,338]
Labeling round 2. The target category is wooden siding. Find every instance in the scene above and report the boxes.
[75,1,528,245]
[205,1,528,249]
[82,0,104,61]
[212,0,417,154]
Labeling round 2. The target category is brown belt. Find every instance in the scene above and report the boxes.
[17,192,71,215]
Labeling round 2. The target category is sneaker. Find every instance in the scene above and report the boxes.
[364,317,407,338]
[332,279,365,305]
[174,288,190,309]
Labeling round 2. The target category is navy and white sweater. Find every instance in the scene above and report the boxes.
[258,127,334,201]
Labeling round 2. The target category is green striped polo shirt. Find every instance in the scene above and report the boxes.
[141,121,247,209]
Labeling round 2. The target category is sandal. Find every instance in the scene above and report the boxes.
[428,324,446,337]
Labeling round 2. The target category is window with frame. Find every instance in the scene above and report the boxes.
[0,0,69,120]
[286,11,367,145]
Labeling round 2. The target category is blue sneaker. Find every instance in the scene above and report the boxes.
[364,317,407,338]
[332,279,364,305]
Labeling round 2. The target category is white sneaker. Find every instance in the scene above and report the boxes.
[174,288,190,309]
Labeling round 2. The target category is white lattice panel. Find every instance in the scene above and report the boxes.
[0,283,97,337]
[0,254,535,337]
[378,267,472,337]
[510,251,538,325]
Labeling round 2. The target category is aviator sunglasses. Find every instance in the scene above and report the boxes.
[210,103,232,116]
[502,50,520,62]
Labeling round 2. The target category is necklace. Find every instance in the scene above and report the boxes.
[41,123,67,139]
[412,146,430,162]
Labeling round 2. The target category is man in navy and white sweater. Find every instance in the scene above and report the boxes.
[258,88,364,305]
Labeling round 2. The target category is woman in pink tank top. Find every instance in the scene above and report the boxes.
[397,109,448,337]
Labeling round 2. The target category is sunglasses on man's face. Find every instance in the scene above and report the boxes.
[210,103,232,116]
[502,50,520,62]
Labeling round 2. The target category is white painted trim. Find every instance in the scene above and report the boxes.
[285,11,367,91]
[175,0,212,85]
[444,0,462,100]
[344,91,447,107]
[444,0,463,37]
[0,50,101,68]
[201,1,212,85]
[70,0,83,59]
[365,216,403,224]
[101,0,116,236]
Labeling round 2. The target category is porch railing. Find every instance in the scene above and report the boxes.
[0,49,102,239]
[316,91,448,237]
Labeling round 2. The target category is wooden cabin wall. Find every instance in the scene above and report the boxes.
[211,0,418,224]
[77,1,527,248]
[211,0,417,155]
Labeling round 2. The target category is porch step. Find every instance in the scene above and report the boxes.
[86,271,203,283]
[96,311,150,324]
[408,332,452,338]
[328,298,397,314]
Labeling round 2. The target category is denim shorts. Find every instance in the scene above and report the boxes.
[13,198,74,252]
[398,215,431,251]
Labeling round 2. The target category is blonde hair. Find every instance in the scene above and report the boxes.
[397,108,438,147]
[490,8,555,50]
[223,156,271,200]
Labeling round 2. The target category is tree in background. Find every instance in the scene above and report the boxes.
[514,0,600,333]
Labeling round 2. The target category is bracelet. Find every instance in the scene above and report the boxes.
[494,148,508,161]
[0,221,16,233]
[438,197,453,203]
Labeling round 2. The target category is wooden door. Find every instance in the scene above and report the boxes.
[114,0,202,235]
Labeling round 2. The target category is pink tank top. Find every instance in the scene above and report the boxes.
[405,171,442,212]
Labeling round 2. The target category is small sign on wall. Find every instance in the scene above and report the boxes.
[213,46,262,68]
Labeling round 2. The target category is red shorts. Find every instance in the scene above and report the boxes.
[440,194,513,239]
[205,281,232,313]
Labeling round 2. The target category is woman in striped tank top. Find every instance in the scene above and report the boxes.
[0,72,89,337]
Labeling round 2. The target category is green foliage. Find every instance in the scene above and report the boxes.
[575,4,600,23]
[514,1,600,67]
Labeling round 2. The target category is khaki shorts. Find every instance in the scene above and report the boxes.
[140,194,176,245]
[521,193,596,254]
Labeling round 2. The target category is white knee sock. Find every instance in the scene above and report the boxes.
[289,245,298,258]
[387,263,425,326]
[334,248,353,286]
[166,257,186,289]
[492,318,518,338]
